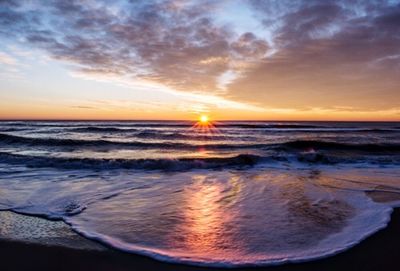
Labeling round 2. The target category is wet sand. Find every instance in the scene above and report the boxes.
[366,190,400,203]
[0,211,105,251]
[1,206,400,271]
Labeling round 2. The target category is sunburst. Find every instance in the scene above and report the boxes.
[192,115,220,136]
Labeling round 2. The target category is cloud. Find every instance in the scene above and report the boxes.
[0,0,399,115]
[226,0,400,111]
[0,50,23,80]
[70,105,96,110]
[0,0,267,95]
[0,51,16,65]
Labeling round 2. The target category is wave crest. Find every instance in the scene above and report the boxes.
[281,140,400,152]
[0,152,265,171]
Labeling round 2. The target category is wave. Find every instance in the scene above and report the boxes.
[74,126,399,135]
[0,128,26,132]
[134,130,233,141]
[67,125,399,130]
[68,126,400,136]
[265,128,400,134]
[0,133,192,149]
[0,152,265,171]
[367,128,400,133]
[70,127,138,133]
[281,140,400,153]
[1,151,397,171]
[59,124,323,131]
[2,133,400,155]
[212,124,323,129]
[70,128,201,140]
[70,128,229,140]
[0,133,263,150]
[41,123,193,128]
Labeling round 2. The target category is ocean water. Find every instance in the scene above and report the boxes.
[0,120,399,266]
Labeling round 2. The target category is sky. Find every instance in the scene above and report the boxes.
[0,0,399,121]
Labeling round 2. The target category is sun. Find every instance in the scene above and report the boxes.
[200,115,209,124]
[191,114,220,136]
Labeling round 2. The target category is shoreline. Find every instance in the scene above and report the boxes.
[0,211,106,251]
[1,208,400,270]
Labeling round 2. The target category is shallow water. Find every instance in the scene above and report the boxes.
[0,121,399,266]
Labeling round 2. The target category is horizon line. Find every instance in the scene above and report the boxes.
[0,119,399,123]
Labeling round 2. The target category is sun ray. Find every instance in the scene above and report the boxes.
[191,115,222,138]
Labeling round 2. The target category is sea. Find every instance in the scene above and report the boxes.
[0,120,399,267]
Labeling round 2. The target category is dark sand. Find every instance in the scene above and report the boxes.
[2,200,400,271]
[0,211,105,251]
[366,190,400,203]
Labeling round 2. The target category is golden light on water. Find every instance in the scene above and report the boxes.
[183,181,223,252]
[173,175,243,259]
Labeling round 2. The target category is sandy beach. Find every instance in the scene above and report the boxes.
[1,207,400,271]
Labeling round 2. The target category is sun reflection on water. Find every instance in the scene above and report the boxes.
[175,175,243,258]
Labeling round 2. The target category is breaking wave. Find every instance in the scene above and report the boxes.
[0,152,266,171]
[281,140,400,153]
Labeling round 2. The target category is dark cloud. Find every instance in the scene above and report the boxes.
[231,32,269,59]
[0,0,20,7]
[226,0,400,110]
